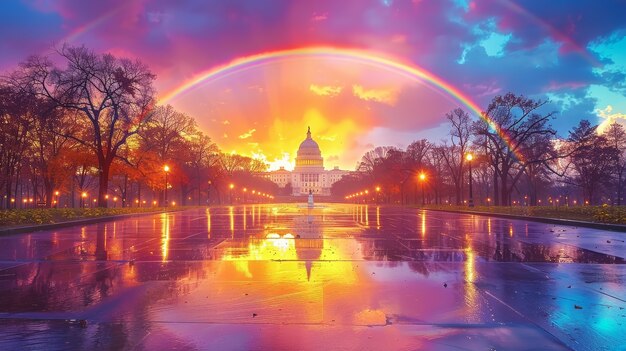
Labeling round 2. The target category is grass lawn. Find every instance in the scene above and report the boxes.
[0,207,182,228]
[423,205,626,225]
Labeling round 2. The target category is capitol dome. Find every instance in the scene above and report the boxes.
[297,127,321,157]
[265,125,347,197]
[295,127,323,167]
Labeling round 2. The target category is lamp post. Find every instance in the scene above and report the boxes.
[375,186,381,204]
[419,173,426,206]
[164,165,170,207]
[466,153,474,207]
[54,191,60,208]
[207,180,212,205]
[229,183,234,204]
[81,192,87,208]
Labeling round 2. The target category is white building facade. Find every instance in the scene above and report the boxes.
[266,127,348,196]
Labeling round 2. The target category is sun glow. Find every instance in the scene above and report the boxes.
[159,47,524,170]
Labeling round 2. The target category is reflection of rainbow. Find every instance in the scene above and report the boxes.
[159,47,520,160]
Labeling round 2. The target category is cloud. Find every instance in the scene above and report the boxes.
[319,134,337,141]
[352,85,398,105]
[597,105,626,133]
[543,81,587,91]
[5,0,625,168]
[311,12,328,22]
[309,84,343,97]
[238,128,256,139]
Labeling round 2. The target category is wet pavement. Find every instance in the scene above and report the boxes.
[0,204,624,350]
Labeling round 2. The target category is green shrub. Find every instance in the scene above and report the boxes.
[0,206,187,227]
[423,204,626,225]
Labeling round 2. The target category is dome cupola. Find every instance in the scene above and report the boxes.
[297,126,321,157]
[295,126,323,168]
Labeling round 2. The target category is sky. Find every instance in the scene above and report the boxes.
[1,0,625,170]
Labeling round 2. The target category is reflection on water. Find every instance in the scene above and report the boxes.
[0,204,624,350]
[161,213,170,262]
[376,206,380,229]
[206,208,211,237]
[95,223,107,261]
[229,206,234,237]
[420,210,426,237]
[215,208,357,283]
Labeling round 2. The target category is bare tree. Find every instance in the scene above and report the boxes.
[357,146,397,175]
[16,45,156,207]
[0,83,34,208]
[473,93,555,205]
[604,122,626,205]
[405,139,431,169]
[563,120,618,204]
[440,108,471,205]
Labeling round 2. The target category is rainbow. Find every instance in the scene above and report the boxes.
[57,7,124,45]
[159,46,521,160]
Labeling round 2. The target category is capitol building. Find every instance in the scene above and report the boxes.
[266,127,348,196]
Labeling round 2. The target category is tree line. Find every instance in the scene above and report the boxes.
[2,45,624,209]
[333,93,626,206]
[0,45,276,209]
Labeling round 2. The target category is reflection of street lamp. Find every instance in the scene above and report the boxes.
[466,153,474,207]
[164,165,170,206]
[419,173,426,206]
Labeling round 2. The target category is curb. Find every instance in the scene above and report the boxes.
[424,208,626,233]
[0,208,187,236]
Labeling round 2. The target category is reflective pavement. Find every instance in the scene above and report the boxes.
[0,204,624,350]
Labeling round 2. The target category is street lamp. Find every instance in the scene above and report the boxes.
[164,165,170,206]
[419,172,426,206]
[229,183,234,204]
[54,190,60,208]
[466,153,474,207]
[81,192,87,208]
[207,180,212,205]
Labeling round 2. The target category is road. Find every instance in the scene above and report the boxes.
[0,203,624,350]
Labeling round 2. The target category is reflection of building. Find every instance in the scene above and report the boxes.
[266,127,348,196]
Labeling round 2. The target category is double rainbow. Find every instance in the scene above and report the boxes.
[159,47,519,160]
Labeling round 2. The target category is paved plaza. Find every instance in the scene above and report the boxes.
[0,204,625,350]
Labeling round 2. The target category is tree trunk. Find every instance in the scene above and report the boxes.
[137,182,142,207]
[617,169,624,206]
[492,170,499,206]
[529,177,538,206]
[180,183,187,206]
[98,163,110,208]
[500,170,509,206]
